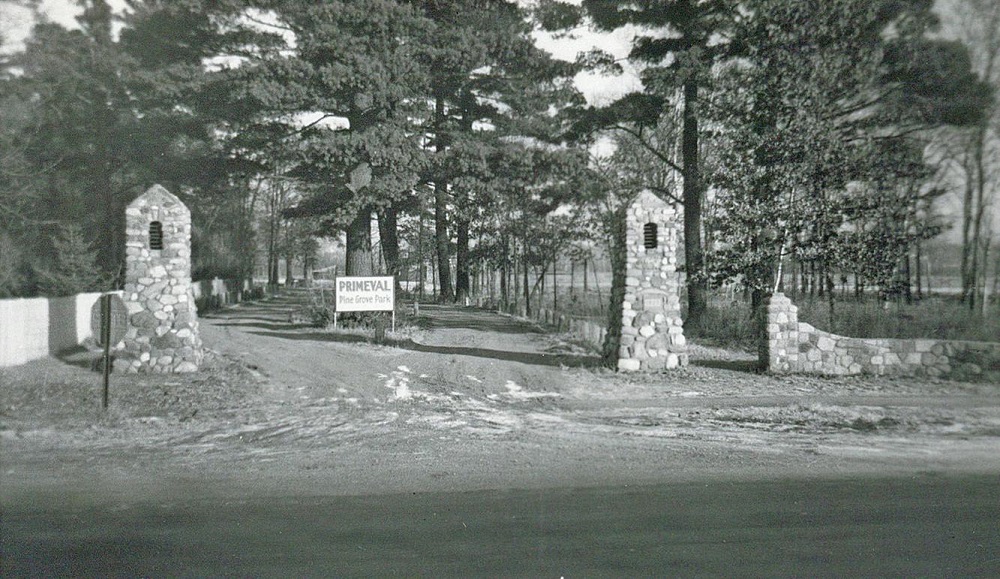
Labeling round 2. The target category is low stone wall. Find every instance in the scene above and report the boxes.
[761,293,1000,378]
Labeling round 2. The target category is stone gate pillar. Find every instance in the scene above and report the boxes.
[616,190,687,371]
[121,184,203,373]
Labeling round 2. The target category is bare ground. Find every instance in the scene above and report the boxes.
[2,290,999,503]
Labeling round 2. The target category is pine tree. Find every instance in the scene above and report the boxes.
[35,223,108,296]
[577,0,743,331]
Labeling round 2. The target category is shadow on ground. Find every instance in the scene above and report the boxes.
[690,359,760,373]
[245,329,599,369]
[55,345,103,371]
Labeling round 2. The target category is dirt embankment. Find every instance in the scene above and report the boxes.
[2,290,999,498]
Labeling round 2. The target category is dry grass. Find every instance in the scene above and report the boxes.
[0,349,263,427]
[795,296,1000,342]
[689,294,1000,350]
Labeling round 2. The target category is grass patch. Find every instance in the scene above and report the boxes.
[0,350,263,427]
[680,293,999,350]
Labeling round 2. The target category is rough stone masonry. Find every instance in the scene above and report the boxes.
[616,190,688,371]
[760,292,1000,378]
[120,185,203,373]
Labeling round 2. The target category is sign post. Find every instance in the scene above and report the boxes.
[91,293,128,409]
[101,294,111,408]
[335,276,396,332]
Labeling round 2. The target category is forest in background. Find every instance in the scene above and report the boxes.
[1,0,998,335]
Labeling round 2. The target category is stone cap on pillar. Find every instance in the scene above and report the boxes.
[128,184,189,215]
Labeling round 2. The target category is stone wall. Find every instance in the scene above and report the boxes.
[761,293,1000,378]
[614,190,687,372]
[121,185,203,373]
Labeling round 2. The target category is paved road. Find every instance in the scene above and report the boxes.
[3,474,998,577]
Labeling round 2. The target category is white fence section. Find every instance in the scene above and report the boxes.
[0,278,258,369]
[0,292,108,368]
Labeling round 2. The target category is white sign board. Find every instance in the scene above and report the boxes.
[335,276,395,312]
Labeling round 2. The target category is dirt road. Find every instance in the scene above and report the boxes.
[3,290,1000,501]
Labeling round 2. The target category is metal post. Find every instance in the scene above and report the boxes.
[101,294,111,409]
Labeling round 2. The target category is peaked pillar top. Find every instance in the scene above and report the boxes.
[128,184,186,211]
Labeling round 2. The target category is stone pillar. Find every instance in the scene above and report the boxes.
[121,184,203,373]
[616,190,687,372]
[759,292,798,373]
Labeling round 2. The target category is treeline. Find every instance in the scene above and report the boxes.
[0,0,996,330]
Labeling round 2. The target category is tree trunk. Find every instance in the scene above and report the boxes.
[377,205,401,283]
[826,272,836,330]
[522,250,530,316]
[455,215,469,302]
[418,206,425,299]
[552,250,558,312]
[961,147,976,306]
[970,122,989,310]
[500,235,509,306]
[903,254,912,305]
[345,207,374,277]
[682,79,707,331]
[434,94,454,302]
[454,97,474,304]
[791,258,799,298]
[981,239,993,316]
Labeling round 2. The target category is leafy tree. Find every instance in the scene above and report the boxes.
[245,0,433,276]
[947,0,1000,311]
[121,0,295,283]
[706,0,989,312]
[406,0,583,301]
[4,1,142,284]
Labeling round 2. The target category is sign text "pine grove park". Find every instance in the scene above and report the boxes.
[335,276,395,312]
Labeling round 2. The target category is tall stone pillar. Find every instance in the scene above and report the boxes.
[759,292,799,373]
[121,184,202,373]
[615,190,687,372]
